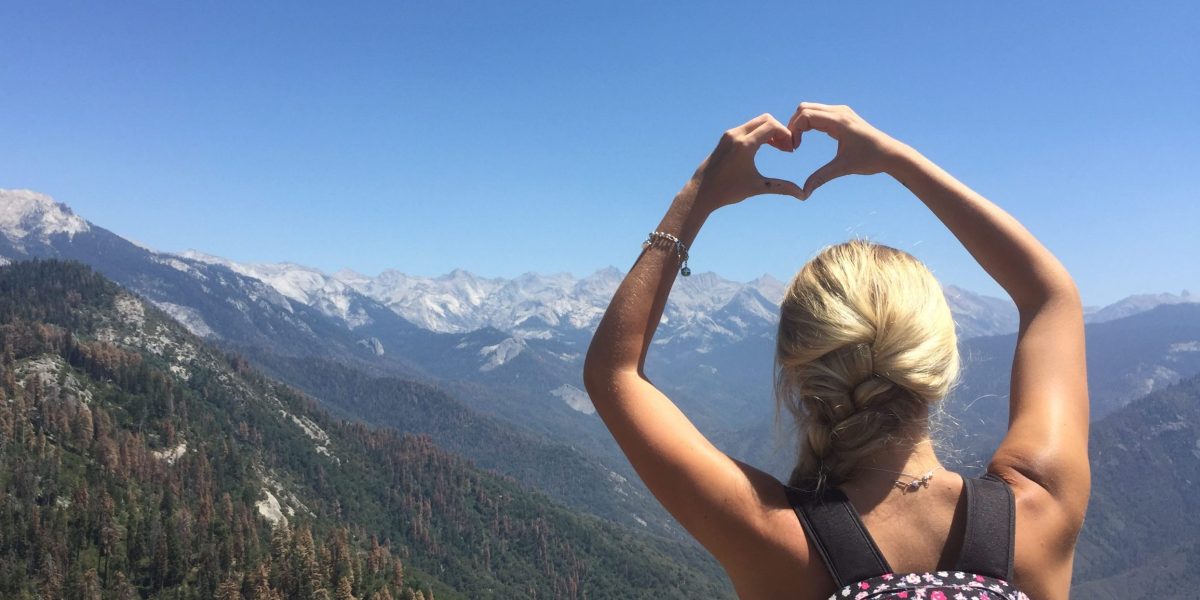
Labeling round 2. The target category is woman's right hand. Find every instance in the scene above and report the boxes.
[786,103,910,198]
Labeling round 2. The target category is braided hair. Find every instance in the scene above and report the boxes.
[775,239,960,493]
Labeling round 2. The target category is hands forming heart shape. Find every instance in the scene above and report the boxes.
[691,103,908,209]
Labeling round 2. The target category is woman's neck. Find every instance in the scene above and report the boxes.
[841,435,946,496]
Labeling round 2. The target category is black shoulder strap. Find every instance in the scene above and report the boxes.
[785,485,892,587]
[956,474,1016,580]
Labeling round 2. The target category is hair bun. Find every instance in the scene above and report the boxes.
[775,239,960,492]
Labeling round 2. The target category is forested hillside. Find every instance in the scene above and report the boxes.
[240,352,680,537]
[0,260,731,599]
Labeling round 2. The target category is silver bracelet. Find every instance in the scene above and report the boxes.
[642,231,691,277]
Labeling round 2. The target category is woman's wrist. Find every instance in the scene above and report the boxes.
[883,142,930,188]
[655,179,714,246]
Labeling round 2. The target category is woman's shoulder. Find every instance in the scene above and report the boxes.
[717,477,839,600]
[987,466,1084,599]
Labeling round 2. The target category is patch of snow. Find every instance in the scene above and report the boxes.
[550,384,595,415]
[153,256,205,278]
[1151,420,1188,435]
[256,490,287,527]
[606,471,629,496]
[357,337,385,356]
[169,364,191,381]
[151,300,217,338]
[114,294,145,327]
[0,189,90,242]
[258,470,311,519]
[280,410,336,459]
[283,411,330,444]
[179,251,373,328]
[152,441,188,465]
[1133,365,1181,397]
[479,337,525,372]
[16,355,93,403]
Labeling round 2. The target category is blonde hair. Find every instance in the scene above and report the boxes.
[775,239,960,492]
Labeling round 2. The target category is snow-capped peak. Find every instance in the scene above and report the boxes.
[747,274,787,304]
[0,189,90,242]
[177,251,373,328]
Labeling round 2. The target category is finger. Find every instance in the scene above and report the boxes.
[786,108,824,147]
[787,103,827,128]
[766,129,794,152]
[781,113,801,149]
[790,108,844,142]
[755,177,806,201]
[789,107,841,134]
[746,116,792,148]
[762,117,794,152]
[803,158,850,197]
[795,101,839,112]
[734,113,773,135]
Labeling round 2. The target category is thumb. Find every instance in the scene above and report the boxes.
[758,177,806,201]
[802,158,849,198]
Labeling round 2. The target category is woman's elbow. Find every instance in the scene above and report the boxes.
[582,345,613,394]
[583,342,638,394]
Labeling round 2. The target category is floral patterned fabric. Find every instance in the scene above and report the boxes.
[830,571,1028,600]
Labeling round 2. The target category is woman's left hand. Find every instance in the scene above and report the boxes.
[689,113,807,211]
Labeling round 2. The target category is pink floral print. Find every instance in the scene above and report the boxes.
[829,571,1027,600]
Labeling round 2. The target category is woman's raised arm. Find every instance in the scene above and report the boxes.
[789,102,1091,528]
[583,114,804,566]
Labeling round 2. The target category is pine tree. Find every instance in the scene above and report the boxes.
[217,572,244,600]
[293,526,326,600]
[335,575,357,600]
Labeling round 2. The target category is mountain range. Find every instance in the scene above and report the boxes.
[4,187,1199,476]
[2,187,1200,596]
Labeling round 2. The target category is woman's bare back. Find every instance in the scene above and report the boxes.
[722,468,1079,600]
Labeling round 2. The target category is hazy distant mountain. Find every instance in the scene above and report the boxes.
[718,301,1200,480]
[928,302,1200,476]
[1072,372,1200,596]
[943,284,1020,339]
[1084,290,1198,323]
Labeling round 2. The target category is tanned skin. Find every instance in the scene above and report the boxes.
[583,103,1089,599]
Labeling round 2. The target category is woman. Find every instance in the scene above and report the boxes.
[583,103,1089,599]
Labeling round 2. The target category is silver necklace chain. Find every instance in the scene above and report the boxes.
[857,465,945,492]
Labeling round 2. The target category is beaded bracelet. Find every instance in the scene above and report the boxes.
[642,231,691,277]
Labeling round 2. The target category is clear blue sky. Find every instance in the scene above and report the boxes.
[2,1,1197,306]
